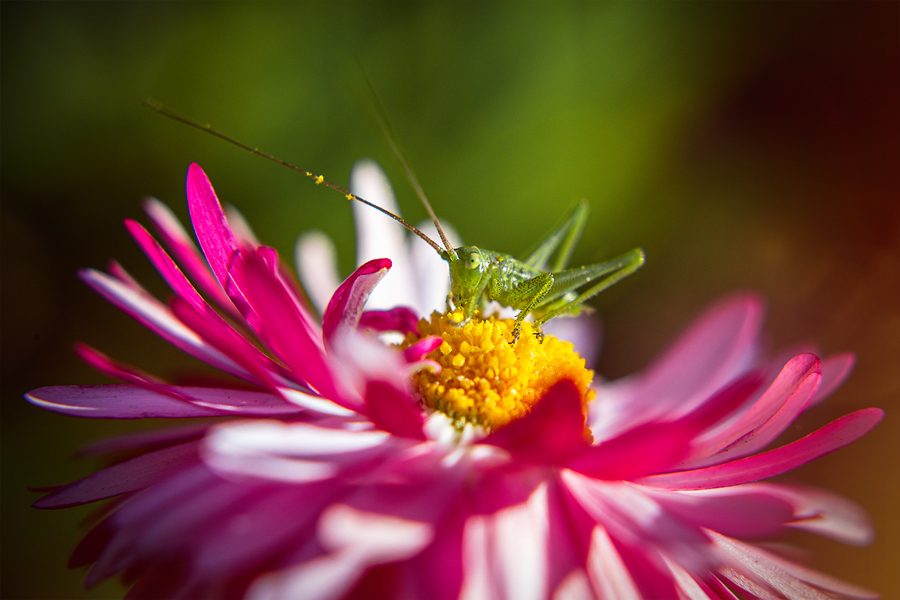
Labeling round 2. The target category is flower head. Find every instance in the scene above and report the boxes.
[29,161,882,600]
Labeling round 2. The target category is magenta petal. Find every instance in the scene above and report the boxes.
[642,408,884,490]
[359,307,421,336]
[74,342,168,387]
[125,218,211,309]
[572,420,695,481]
[486,380,586,463]
[365,380,426,440]
[26,385,301,418]
[185,163,255,318]
[168,296,291,389]
[236,248,342,402]
[33,441,199,508]
[322,258,392,344]
[403,337,443,363]
[143,197,236,314]
[185,164,240,292]
[573,374,760,479]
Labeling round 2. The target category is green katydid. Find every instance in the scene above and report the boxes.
[146,100,645,343]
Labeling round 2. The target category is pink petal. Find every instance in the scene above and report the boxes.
[809,352,855,408]
[605,294,764,436]
[142,196,236,314]
[26,385,300,419]
[763,484,874,546]
[191,483,331,578]
[322,258,392,345]
[561,473,709,553]
[33,441,199,508]
[684,354,821,468]
[400,509,466,600]
[485,379,586,464]
[642,486,796,540]
[78,424,211,457]
[642,408,884,490]
[79,268,250,380]
[106,260,143,289]
[364,380,426,440]
[710,531,878,599]
[359,306,421,336]
[79,465,220,583]
[662,556,716,600]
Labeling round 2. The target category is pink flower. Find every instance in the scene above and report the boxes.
[29,162,882,600]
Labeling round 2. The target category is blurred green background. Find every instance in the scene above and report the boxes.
[2,2,897,598]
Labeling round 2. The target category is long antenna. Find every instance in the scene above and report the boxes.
[145,99,448,258]
[357,71,458,259]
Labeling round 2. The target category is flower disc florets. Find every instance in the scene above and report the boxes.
[403,311,595,431]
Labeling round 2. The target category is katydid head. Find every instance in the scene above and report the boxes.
[447,246,489,308]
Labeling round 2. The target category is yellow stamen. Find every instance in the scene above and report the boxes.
[403,313,595,432]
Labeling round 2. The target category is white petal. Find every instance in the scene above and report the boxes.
[295,231,341,315]
[460,483,550,600]
[553,569,595,600]
[203,420,390,483]
[318,503,434,559]
[350,160,417,309]
[542,313,602,369]
[248,550,365,600]
[224,203,260,246]
[206,420,389,457]
[411,219,459,315]
[279,386,356,416]
[586,526,641,600]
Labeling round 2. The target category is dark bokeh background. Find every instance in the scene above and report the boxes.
[2,3,897,598]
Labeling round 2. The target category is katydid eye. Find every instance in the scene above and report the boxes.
[466,254,481,269]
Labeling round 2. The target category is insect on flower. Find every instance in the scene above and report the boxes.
[146,99,645,343]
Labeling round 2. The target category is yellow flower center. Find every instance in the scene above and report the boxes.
[402,312,595,431]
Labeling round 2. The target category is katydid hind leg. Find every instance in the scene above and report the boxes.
[535,248,645,326]
[521,200,589,271]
